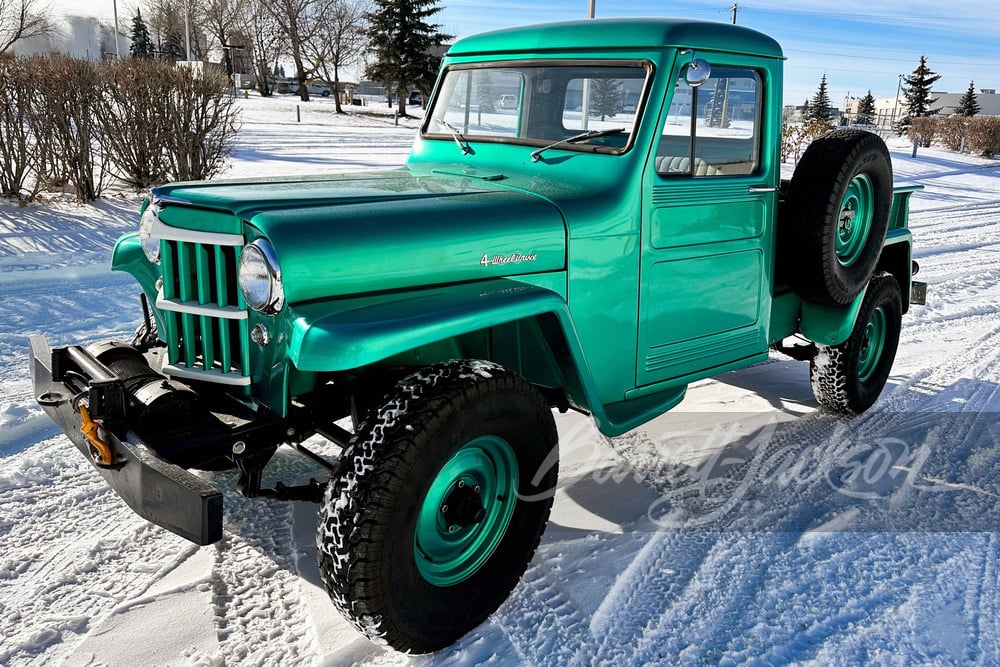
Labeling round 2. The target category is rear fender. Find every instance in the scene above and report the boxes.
[799,285,868,347]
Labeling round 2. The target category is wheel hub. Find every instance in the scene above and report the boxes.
[441,480,486,529]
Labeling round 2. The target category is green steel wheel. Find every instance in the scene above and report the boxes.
[316,360,558,654]
[810,272,902,413]
[836,173,875,267]
[413,435,519,586]
[782,129,893,306]
[856,304,888,383]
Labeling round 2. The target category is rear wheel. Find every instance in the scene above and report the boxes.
[810,272,902,413]
[316,360,558,653]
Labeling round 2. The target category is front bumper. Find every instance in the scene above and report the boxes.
[29,336,223,545]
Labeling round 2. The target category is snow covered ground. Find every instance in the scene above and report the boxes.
[2,93,1000,666]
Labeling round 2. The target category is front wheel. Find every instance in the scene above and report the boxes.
[810,272,902,413]
[316,360,558,653]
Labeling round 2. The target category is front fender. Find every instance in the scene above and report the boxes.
[288,279,575,372]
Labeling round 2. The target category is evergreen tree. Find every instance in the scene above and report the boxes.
[590,78,623,121]
[901,55,941,118]
[805,74,833,123]
[957,81,980,116]
[365,0,451,117]
[856,90,876,125]
[162,31,185,61]
[128,10,153,59]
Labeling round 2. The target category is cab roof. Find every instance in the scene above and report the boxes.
[448,17,783,59]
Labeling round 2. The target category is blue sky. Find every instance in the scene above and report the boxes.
[436,0,1000,108]
[54,0,998,110]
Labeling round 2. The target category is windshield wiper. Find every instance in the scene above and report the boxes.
[530,127,626,163]
[434,118,474,155]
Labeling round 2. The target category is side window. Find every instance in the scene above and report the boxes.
[656,67,761,177]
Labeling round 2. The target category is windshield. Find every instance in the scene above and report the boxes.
[423,61,651,155]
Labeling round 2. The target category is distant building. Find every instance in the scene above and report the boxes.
[843,89,1000,127]
[932,89,1000,116]
[12,14,129,60]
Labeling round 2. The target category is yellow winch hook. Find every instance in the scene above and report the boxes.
[79,404,115,466]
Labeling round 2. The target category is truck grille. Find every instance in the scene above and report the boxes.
[157,238,251,387]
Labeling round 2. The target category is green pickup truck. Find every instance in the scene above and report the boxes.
[31,17,924,653]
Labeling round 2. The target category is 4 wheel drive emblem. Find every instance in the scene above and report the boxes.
[480,251,538,268]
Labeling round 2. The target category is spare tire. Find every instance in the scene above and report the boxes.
[781,129,893,306]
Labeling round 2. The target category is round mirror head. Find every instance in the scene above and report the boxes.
[685,59,712,88]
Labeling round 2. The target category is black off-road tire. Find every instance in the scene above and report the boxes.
[782,129,893,306]
[810,272,902,413]
[316,360,558,653]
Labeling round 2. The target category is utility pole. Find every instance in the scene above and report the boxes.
[587,0,595,19]
[730,3,739,24]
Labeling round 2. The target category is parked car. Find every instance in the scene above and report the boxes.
[408,91,422,105]
[497,93,517,109]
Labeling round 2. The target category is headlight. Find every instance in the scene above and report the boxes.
[139,204,161,265]
[238,240,285,314]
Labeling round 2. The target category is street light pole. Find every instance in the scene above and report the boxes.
[587,0,595,19]
[112,0,121,58]
[185,2,192,61]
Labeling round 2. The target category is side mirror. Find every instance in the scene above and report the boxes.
[685,58,712,88]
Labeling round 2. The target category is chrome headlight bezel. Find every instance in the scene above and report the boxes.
[238,239,285,315]
[139,203,161,265]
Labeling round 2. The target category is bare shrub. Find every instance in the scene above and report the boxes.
[163,65,240,182]
[936,115,969,152]
[781,120,833,164]
[97,59,175,189]
[32,56,110,202]
[907,116,937,148]
[0,56,43,201]
[966,116,1000,158]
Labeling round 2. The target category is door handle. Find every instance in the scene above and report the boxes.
[748,185,779,193]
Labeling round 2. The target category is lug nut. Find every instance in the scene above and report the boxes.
[457,480,465,488]
[448,524,458,533]
[441,504,449,513]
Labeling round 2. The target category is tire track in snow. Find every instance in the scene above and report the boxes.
[972,534,1000,662]
[206,453,322,665]
[491,555,594,666]
[0,437,194,665]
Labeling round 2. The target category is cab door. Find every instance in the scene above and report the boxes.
[637,61,778,387]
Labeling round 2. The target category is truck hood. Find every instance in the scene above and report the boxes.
[153,168,567,302]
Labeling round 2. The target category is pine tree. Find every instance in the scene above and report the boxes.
[957,81,980,117]
[365,0,451,117]
[856,90,876,125]
[590,78,623,121]
[162,31,185,61]
[805,74,833,123]
[902,55,941,118]
[128,10,153,59]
